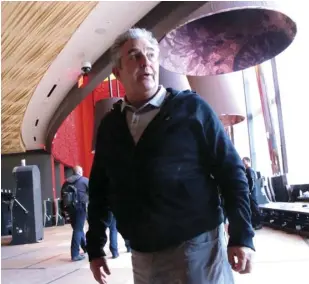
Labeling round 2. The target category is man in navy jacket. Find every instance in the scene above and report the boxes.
[61,165,88,261]
[243,157,263,230]
[87,28,255,284]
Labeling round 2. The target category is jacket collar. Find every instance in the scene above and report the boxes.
[120,85,167,112]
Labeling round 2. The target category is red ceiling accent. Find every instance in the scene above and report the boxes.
[51,78,125,177]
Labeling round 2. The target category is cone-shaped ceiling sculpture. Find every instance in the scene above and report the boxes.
[92,97,122,153]
[187,71,246,127]
[159,66,191,90]
[160,1,297,76]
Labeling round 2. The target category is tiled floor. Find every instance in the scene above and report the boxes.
[1,225,309,284]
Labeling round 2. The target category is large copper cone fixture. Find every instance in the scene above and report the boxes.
[187,71,246,127]
[159,66,191,90]
[159,1,297,76]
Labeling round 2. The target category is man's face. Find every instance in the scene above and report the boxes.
[113,38,159,98]
[242,159,248,168]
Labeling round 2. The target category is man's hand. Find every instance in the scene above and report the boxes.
[90,257,111,284]
[227,246,254,274]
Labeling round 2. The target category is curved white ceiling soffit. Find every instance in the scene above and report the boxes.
[1,1,98,154]
[45,1,207,151]
[21,1,160,151]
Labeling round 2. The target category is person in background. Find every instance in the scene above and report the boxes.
[86,28,255,284]
[104,211,131,259]
[61,165,89,261]
[242,157,263,230]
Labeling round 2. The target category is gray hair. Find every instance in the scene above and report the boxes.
[110,28,159,68]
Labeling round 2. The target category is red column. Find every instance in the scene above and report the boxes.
[60,163,65,185]
[50,155,57,200]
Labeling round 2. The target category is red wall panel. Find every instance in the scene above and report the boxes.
[51,79,125,178]
[59,163,65,185]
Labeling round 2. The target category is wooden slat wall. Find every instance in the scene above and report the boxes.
[1,1,98,154]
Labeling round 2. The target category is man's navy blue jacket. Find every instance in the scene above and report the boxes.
[62,174,89,204]
[246,167,258,200]
[86,88,255,261]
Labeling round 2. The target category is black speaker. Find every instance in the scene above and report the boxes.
[11,165,44,245]
[266,177,276,202]
[271,175,289,202]
[255,178,270,205]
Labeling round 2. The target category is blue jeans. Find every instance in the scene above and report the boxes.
[69,204,87,258]
[125,239,131,250]
[108,214,131,255]
[109,215,118,256]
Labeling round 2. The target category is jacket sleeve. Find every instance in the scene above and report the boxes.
[83,177,90,195]
[86,121,110,261]
[196,96,255,251]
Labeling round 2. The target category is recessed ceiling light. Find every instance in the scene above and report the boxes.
[95,28,106,35]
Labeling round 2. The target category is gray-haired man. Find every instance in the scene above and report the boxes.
[86,28,255,284]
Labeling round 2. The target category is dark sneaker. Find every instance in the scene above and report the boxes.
[81,244,87,254]
[72,254,85,262]
[254,224,263,230]
[112,253,119,259]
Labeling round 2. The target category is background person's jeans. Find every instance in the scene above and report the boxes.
[108,215,131,255]
[125,239,131,252]
[69,204,87,259]
[109,215,118,256]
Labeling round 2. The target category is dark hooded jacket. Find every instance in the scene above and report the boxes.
[86,88,255,261]
[62,174,89,204]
